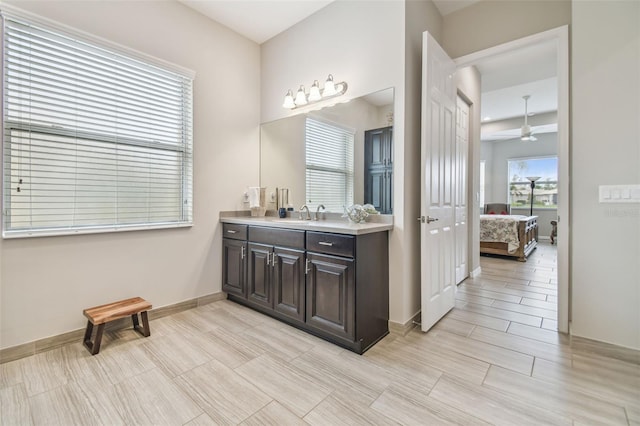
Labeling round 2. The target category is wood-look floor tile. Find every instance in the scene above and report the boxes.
[185,412,218,426]
[193,307,257,334]
[290,346,395,403]
[1,384,32,426]
[240,323,314,361]
[29,370,125,426]
[141,331,212,377]
[397,331,491,385]
[425,329,534,375]
[484,365,628,425]
[172,308,223,333]
[276,323,346,355]
[0,358,24,389]
[95,342,156,385]
[520,297,557,311]
[457,285,524,304]
[472,280,549,300]
[242,400,307,426]
[219,300,284,329]
[532,357,640,410]
[505,282,557,297]
[429,374,571,425]
[454,291,496,306]
[188,328,263,369]
[363,337,443,390]
[542,318,559,331]
[626,405,640,425]
[456,300,542,327]
[235,354,332,417]
[371,380,490,425]
[305,387,399,426]
[470,326,571,366]
[20,348,68,397]
[113,368,202,425]
[507,322,567,345]
[445,307,510,331]
[432,316,476,337]
[176,358,272,424]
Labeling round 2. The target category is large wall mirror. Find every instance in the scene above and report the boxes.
[260,87,394,215]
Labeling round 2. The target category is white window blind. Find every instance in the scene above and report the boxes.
[305,117,354,212]
[2,12,193,238]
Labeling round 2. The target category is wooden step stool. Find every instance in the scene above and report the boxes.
[82,297,152,355]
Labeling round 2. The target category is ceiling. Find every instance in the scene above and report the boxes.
[178,0,557,140]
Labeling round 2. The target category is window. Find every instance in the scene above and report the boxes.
[507,157,558,209]
[2,12,193,238]
[305,117,354,212]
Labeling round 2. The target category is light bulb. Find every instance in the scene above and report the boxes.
[282,89,295,109]
[308,80,321,101]
[294,85,307,106]
[323,74,336,97]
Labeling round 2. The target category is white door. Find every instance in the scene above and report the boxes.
[455,96,469,284]
[420,32,457,332]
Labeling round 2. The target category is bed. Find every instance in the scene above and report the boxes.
[480,214,538,262]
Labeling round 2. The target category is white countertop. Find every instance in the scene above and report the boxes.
[220,212,393,235]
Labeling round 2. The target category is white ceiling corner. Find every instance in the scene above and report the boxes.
[178,0,335,44]
[432,0,482,16]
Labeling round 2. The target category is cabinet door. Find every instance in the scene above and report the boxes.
[247,243,273,309]
[222,238,246,298]
[306,253,355,341]
[273,247,305,322]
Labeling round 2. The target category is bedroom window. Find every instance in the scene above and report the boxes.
[2,12,194,238]
[507,157,558,209]
[305,117,354,212]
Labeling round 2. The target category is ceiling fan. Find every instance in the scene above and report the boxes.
[521,95,537,141]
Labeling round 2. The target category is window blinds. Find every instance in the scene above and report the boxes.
[2,12,194,238]
[305,117,354,212]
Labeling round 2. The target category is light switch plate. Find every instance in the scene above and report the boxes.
[599,184,640,203]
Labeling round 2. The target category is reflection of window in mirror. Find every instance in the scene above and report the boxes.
[305,117,354,212]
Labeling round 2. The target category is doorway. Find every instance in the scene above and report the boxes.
[454,27,569,333]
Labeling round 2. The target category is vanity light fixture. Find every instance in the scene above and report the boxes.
[282,74,348,109]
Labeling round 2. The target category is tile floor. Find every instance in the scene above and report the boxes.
[1,241,639,425]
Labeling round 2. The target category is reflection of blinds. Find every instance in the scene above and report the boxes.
[305,118,354,212]
[2,12,193,238]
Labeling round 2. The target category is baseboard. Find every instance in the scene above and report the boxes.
[0,292,226,364]
[389,311,421,336]
[569,334,640,365]
[470,266,482,278]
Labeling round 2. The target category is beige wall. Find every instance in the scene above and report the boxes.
[442,0,571,58]
[571,0,640,349]
[0,1,261,349]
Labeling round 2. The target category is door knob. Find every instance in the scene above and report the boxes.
[417,216,439,223]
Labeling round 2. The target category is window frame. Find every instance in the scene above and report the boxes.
[507,155,558,210]
[304,116,355,212]
[1,9,195,238]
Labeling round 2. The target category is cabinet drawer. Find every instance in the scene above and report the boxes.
[249,226,305,249]
[307,231,355,258]
[223,224,247,240]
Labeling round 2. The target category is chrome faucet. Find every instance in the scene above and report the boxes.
[299,204,311,220]
[314,204,326,221]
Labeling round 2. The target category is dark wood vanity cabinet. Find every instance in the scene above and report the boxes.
[222,224,248,298]
[223,223,389,354]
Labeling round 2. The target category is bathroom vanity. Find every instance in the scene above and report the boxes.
[220,214,392,354]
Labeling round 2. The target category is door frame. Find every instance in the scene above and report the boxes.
[453,26,570,334]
